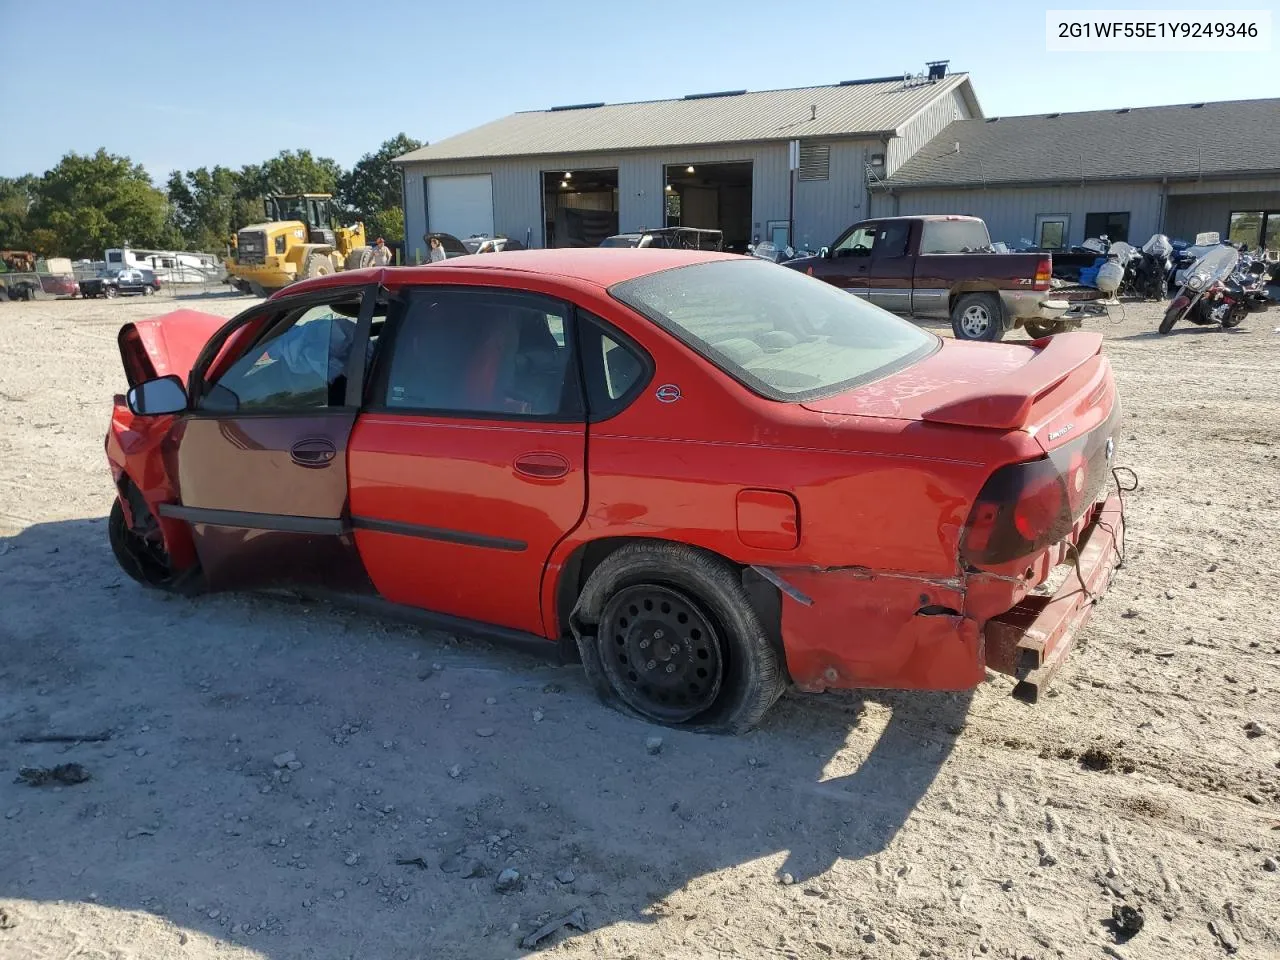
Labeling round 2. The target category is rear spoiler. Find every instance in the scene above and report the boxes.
[922,332,1103,430]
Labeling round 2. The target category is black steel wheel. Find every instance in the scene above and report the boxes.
[598,584,724,723]
[108,498,176,588]
[572,541,786,733]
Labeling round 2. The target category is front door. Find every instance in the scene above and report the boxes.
[865,220,914,314]
[811,223,876,296]
[161,285,379,591]
[347,285,587,637]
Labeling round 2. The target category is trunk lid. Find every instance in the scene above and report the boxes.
[800,331,1109,438]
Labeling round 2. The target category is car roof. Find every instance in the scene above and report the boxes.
[282,248,738,298]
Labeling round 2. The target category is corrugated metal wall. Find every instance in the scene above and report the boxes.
[1166,187,1280,240]
[401,140,869,257]
[886,89,972,177]
[793,140,876,249]
[872,182,1164,246]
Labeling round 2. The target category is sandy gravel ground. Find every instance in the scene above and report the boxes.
[0,289,1277,960]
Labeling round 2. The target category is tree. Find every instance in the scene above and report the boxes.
[240,149,344,200]
[337,134,422,242]
[0,174,37,249]
[25,149,174,258]
[167,165,242,253]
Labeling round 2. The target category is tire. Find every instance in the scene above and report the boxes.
[108,498,178,589]
[571,542,786,734]
[303,251,334,281]
[950,292,1006,342]
[142,286,154,296]
[103,285,118,299]
[248,280,267,298]
[344,246,374,271]
[1221,307,1244,329]
[1022,319,1063,339]
[1159,298,1187,334]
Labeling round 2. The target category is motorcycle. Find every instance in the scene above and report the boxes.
[1131,234,1173,301]
[1159,245,1250,334]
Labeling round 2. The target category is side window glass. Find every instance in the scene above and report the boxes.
[381,290,578,418]
[203,300,362,412]
[873,222,910,258]
[579,312,648,419]
[834,225,876,257]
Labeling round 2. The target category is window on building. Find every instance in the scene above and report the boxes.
[1084,212,1130,243]
[1229,210,1280,251]
[1035,215,1070,251]
[798,143,831,181]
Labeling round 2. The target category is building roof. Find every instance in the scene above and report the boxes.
[394,74,978,164]
[887,96,1280,189]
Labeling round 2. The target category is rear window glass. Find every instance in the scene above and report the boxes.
[919,220,991,254]
[611,259,936,402]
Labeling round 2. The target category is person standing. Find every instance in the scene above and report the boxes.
[371,237,393,267]
[428,236,447,263]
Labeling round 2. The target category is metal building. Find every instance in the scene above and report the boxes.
[871,97,1280,250]
[393,66,979,261]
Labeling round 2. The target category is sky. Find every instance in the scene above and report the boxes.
[2,0,1278,181]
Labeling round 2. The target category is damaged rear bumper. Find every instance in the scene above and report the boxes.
[982,492,1124,702]
[767,492,1124,700]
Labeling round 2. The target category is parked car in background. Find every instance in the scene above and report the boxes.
[0,254,81,301]
[785,216,1072,340]
[464,235,527,254]
[424,233,471,260]
[600,227,724,251]
[106,249,1125,731]
[81,268,161,299]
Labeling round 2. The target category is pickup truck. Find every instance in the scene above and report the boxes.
[784,215,1072,341]
[80,268,161,299]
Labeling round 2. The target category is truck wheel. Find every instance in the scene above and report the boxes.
[303,252,333,281]
[344,246,374,270]
[951,292,1005,341]
[103,285,119,299]
[571,542,786,734]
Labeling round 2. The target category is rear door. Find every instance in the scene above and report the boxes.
[811,222,876,297]
[160,284,380,591]
[347,285,586,637]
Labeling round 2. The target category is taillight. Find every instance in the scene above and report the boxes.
[1012,472,1064,541]
[961,457,1070,566]
[1033,256,1052,291]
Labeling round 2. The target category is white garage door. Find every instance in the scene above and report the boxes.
[426,174,494,240]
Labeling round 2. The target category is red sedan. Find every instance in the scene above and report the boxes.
[106,250,1126,732]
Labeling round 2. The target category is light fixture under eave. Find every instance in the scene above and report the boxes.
[560,180,569,188]
[686,165,695,174]
[664,184,673,192]
[564,171,572,179]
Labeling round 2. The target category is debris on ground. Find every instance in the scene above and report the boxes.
[16,763,90,787]
[1079,747,1115,772]
[520,907,588,949]
[1263,857,1278,872]
[15,732,111,744]
[395,857,428,871]
[476,727,495,738]
[272,751,297,769]
[1208,919,1240,954]
[1109,903,1145,940]
[494,867,521,893]
[1244,721,1269,739]
[645,736,664,755]
[555,868,576,884]
[0,907,15,929]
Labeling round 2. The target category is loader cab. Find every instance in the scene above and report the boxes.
[265,194,337,247]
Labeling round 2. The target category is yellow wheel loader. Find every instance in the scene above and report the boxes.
[226,194,371,296]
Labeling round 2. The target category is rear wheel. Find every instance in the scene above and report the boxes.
[573,542,786,733]
[950,292,1005,341]
[103,285,118,299]
[108,498,177,589]
[344,246,374,270]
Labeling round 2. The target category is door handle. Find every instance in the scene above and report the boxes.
[514,452,570,480]
[291,437,337,468]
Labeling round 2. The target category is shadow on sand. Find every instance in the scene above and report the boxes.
[0,516,972,958]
